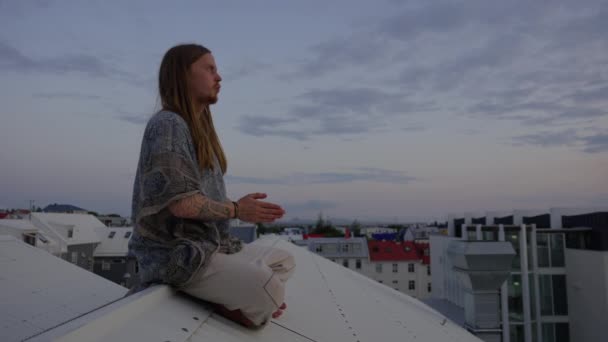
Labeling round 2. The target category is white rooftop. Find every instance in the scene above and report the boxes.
[0,219,38,233]
[93,227,133,257]
[0,236,127,342]
[30,213,103,245]
[30,236,480,342]
[0,219,63,256]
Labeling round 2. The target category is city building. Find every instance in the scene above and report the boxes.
[30,212,103,271]
[1,235,481,342]
[229,224,257,243]
[302,236,370,271]
[301,235,432,299]
[366,239,432,299]
[93,226,137,288]
[432,207,608,342]
[0,219,62,256]
[96,215,129,227]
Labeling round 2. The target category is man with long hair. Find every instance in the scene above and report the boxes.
[128,44,295,328]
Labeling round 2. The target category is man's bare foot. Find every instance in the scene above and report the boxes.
[272,309,283,319]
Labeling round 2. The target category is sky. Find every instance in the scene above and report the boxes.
[1,0,607,222]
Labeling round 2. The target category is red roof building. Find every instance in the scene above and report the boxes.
[368,240,430,265]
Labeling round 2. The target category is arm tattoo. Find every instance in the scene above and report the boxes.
[170,194,232,221]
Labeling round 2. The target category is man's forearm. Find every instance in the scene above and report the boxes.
[169,193,235,221]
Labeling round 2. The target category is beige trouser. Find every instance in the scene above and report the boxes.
[180,243,295,326]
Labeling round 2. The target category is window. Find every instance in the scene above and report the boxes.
[372,246,379,253]
[427,265,431,275]
[542,323,570,342]
[408,263,415,273]
[67,229,73,238]
[540,274,569,316]
[353,244,361,252]
[342,244,349,253]
[385,247,392,253]
[376,263,383,273]
[125,231,132,238]
[23,234,36,246]
[392,280,398,284]
[392,263,398,273]
[409,280,415,290]
[108,231,116,239]
[102,261,111,271]
[315,244,323,253]
[321,244,337,253]
[356,259,361,269]
[38,234,49,243]
[550,234,565,267]
[427,283,432,292]
[71,252,78,264]
[343,259,349,268]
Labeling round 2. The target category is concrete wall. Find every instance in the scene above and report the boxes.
[66,243,97,271]
[93,256,138,288]
[430,235,464,307]
[564,248,608,342]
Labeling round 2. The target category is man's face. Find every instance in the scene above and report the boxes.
[188,53,222,105]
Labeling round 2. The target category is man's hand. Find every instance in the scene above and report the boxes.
[236,193,285,223]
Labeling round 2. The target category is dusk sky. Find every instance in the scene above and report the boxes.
[1,0,607,222]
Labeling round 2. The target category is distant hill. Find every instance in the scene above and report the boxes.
[43,203,87,213]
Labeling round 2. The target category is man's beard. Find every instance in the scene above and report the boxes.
[207,94,218,104]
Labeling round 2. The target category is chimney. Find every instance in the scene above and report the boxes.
[448,240,515,342]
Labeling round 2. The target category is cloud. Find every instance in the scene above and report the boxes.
[567,85,608,104]
[32,92,102,100]
[512,129,608,153]
[283,34,391,80]
[284,200,338,212]
[113,109,152,125]
[512,129,579,148]
[581,132,608,153]
[277,1,608,136]
[235,115,309,140]
[227,167,417,185]
[0,40,141,84]
[237,87,432,139]
[224,175,285,185]
[223,60,273,81]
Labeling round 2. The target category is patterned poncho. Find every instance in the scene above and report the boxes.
[128,110,241,291]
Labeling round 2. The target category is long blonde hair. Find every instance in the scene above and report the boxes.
[158,44,227,173]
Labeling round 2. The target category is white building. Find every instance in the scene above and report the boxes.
[365,239,432,299]
[564,248,608,342]
[433,207,608,342]
[2,235,482,342]
[30,213,103,271]
[0,236,127,342]
[0,219,62,256]
[360,226,397,238]
[93,226,137,288]
[302,237,432,299]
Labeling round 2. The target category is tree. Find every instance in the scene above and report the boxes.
[351,219,362,237]
[256,223,268,236]
[310,225,344,237]
[388,224,406,230]
[315,212,325,230]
